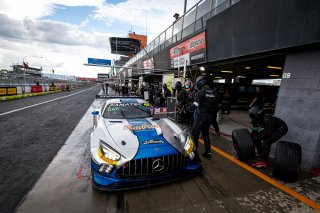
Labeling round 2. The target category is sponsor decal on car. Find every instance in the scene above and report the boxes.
[143,140,164,145]
[124,124,160,131]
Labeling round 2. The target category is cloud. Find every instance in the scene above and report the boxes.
[0,0,202,78]
[0,0,104,20]
[0,14,114,78]
[0,14,110,48]
[93,0,200,41]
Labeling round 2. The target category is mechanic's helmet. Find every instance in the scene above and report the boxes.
[249,105,264,122]
[184,79,193,90]
[196,76,210,89]
[175,81,182,90]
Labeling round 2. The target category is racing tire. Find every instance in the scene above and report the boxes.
[272,141,301,182]
[232,128,255,161]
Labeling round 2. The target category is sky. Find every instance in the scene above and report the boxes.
[0,0,198,78]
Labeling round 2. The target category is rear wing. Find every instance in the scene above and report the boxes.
[96,95,143,99]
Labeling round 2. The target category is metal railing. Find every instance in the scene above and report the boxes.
[121,0,241,71]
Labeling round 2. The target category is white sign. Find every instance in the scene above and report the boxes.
[128,69,132,77]
[171,53,190,68]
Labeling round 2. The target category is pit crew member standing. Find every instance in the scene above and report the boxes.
[185,79,198,126]
[249,106,288,168]
[176,81,188,123]
[186,76,219,159]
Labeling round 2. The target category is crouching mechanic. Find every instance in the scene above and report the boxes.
[249,106,288,168]
[185,76,219,159]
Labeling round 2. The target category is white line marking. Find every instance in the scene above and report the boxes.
[0,86,97,117]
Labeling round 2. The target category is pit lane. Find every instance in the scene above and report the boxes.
[0,86,100,213]
[15,90,319,213]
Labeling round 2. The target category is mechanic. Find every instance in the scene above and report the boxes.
[249,105,288,168]
[162,84,172,99]
[249,86,265,108]
[175,81,188,123]
[148,85,155,105]
[185,76,219,159]
[185,79,198,126]
[154,92,166,107]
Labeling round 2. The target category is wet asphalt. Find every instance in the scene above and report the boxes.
[1,86,319,213]
[0,85,100,213]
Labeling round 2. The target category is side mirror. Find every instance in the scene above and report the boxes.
[92,111,99,116]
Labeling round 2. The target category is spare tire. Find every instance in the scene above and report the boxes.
[272,141,301,182]
[232,128,255,161]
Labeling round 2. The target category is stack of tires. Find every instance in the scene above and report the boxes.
[232,129,302,182]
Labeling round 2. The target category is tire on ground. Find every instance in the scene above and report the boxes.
[272,141,301,182]
[232,128,255,161]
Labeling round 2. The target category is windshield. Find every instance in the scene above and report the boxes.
[103,102,153,119]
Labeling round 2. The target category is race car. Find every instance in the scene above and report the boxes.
[90,96,200,191]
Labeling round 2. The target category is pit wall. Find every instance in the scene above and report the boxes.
[275,50,320,169]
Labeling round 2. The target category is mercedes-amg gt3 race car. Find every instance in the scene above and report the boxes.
[90,96,200,191]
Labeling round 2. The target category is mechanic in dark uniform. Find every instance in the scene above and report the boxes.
[175,81,188,123]
[148,85,155,105]
[249,105,288,168]
[185,79,198,126]
[162,84,172,98]
[249,86,264,108]
[185,76,219,159]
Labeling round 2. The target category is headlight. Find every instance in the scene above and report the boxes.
[99,140,121,162]
[184,136,194,155]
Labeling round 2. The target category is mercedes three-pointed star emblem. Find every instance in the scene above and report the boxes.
[152,159,165,172]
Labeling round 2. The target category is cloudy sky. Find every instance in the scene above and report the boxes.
[0,0,198,78]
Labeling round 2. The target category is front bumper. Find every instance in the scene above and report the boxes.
[91,159,201,191]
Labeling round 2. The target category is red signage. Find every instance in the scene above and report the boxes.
[170,32,206,59]
[76,77,97,82]
[31,86,43,93]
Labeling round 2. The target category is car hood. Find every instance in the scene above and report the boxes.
[103,118,183,159]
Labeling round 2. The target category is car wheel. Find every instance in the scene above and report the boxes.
[232,128,255,161]
[272,141,301,182]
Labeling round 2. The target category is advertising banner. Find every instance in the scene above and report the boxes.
[49,86,57,91]
[88,58,111,66]
[7,87,17,95]
[31,86,43,93]
[190,49,206,64]
[97,74,109,79]
[0,87,18,96]
[170,32,206,68]
[171,53,190,68]
[0,88,7,96]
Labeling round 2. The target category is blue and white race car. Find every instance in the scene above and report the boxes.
[90,96,200,191]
